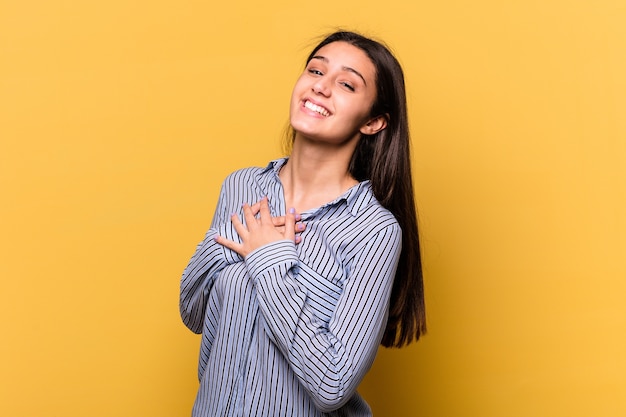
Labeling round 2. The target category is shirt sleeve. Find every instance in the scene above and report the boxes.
[245,223,401,412]
[179,180,244,334]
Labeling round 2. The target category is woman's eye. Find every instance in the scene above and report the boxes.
[308,69,323,76]
[341,82,355,92]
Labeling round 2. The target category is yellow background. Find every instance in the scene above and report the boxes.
[1,0,624,416]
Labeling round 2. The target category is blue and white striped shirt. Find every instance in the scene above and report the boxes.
[180,158,402,417]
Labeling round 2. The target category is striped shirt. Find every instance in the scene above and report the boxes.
[180,158,402,417]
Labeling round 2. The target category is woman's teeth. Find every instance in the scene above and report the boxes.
[304,100,330,117]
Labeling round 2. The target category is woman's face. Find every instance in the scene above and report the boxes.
[289,41,381,146]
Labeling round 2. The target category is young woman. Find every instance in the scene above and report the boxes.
[180,30,426,417]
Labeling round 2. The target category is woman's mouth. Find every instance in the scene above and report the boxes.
[304,100,330,117]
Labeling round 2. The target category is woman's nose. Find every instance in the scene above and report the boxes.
[312,78,331,96]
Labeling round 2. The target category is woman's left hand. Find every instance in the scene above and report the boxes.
[215,197,303,258]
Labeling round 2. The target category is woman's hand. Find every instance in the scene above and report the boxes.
[248,201,303,239]
[215,197,305,258]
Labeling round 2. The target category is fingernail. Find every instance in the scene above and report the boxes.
[289,207,296,214]
[214,235,220,242]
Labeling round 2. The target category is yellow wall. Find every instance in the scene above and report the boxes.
[1,1,624,416]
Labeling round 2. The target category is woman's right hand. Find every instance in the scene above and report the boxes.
[215,197,306,258]
[249,200,306,244]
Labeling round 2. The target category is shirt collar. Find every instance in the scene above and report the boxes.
[262,158,374,217]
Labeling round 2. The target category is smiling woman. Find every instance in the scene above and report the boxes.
[289,41,385,153]
[179,30,425,417]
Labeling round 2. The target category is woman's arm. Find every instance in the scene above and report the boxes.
[180,185,304,333]
[246,223,401,412]
[179,181,241,333]
[216,197,399,410]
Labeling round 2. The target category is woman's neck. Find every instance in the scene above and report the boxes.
[279,141,359,213]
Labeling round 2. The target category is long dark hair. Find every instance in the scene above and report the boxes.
[289,31,426,347]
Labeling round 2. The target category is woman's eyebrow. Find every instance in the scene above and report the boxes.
[310,55,367,86]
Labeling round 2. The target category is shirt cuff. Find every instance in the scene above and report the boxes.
[245,239,299,280]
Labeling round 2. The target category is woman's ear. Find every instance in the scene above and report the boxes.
[360,113,389,135]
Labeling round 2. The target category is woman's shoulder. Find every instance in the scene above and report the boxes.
[223,166,262,183]
[221,161,273,185]
[222,159,284,185]
[351,183,400,230]
[218,159,284,198]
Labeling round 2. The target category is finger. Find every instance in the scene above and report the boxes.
[249,201,261,216]
[214,234,244,256]
[229,212,249,238]
[258,196,273,225]
[272,216,286,227]
[241,203,258,229]
[276,212,301,226]
[284,207,296,239]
